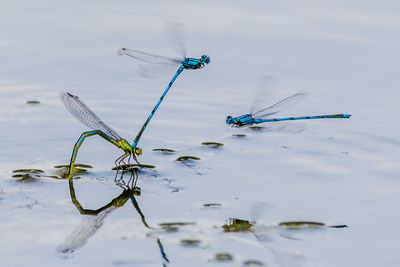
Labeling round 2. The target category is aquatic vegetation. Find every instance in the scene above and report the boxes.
[180,239,201,247]
[201,142,224,148]
[13,169,44,173]
[54,164,92,179]
[175,156,201,162]
[26,100,40,104]
[222,218,253,232]
[111,163,156,171]
[243,260,264,266]
[54,163,93,169]
[152,148,176,153]
[278,221,348,229]
[12,167,84,182]
[214,253,233,262]
[12,169,45,183]
[278,221,325,229]
[175,156,202,175]
[232,134,246,138]
[12,173,38,183]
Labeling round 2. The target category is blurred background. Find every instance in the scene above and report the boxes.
[1,1,399,266]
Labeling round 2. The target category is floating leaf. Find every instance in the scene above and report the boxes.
[112,163,156,171]
[222,218,253,232]
[54,164,90,178]
[243,260,264,266]
[175,156,201,162]
[232,134,246,138]
[201,142,224,148]
[13,169,44,173]
[215,253,233,262]
[278,221,325,229]
[26,100,40,104]
[12,173,38,183]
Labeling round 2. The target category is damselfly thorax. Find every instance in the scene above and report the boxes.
[181,56,210,69]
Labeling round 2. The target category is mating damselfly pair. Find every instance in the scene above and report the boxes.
[62,47,210,180]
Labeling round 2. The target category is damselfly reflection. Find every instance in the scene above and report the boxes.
[58,171,169,266]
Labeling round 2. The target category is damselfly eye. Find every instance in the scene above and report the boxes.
[135,148,142,155]
[202,55,210,64]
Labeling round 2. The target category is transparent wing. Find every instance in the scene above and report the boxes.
[117,48,182,65]
[61,92,122,141]
[251,93,307,119]
[165,22,186,59]
[137,62,180,80]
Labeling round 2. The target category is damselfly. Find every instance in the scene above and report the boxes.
[226,93,351,127]
[118,47,210,148]
[61,92,142,179]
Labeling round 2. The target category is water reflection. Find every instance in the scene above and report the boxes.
[223,203,349,266]
[58,170,169,266]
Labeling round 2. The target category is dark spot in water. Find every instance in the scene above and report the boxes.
[203,203,222,207]
[201,142,224,148]
[26,100,40,104]
[152,148,176,153]
[329,224,348,228]
[232,134,246,138]
[222,218,253,232]
[159,222,196,232]
[180,239,201,247]
[175,156,201,162]
[215,253,233,262]
[248,126,265,131]
[243,259,264,266]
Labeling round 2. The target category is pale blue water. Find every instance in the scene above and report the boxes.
[1,1,400,266]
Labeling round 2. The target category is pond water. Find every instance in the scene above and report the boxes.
[1,1,400,266]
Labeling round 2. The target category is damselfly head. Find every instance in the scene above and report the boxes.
[201,55,210,64]
[226,116,234,125]
[134,147,142,156]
